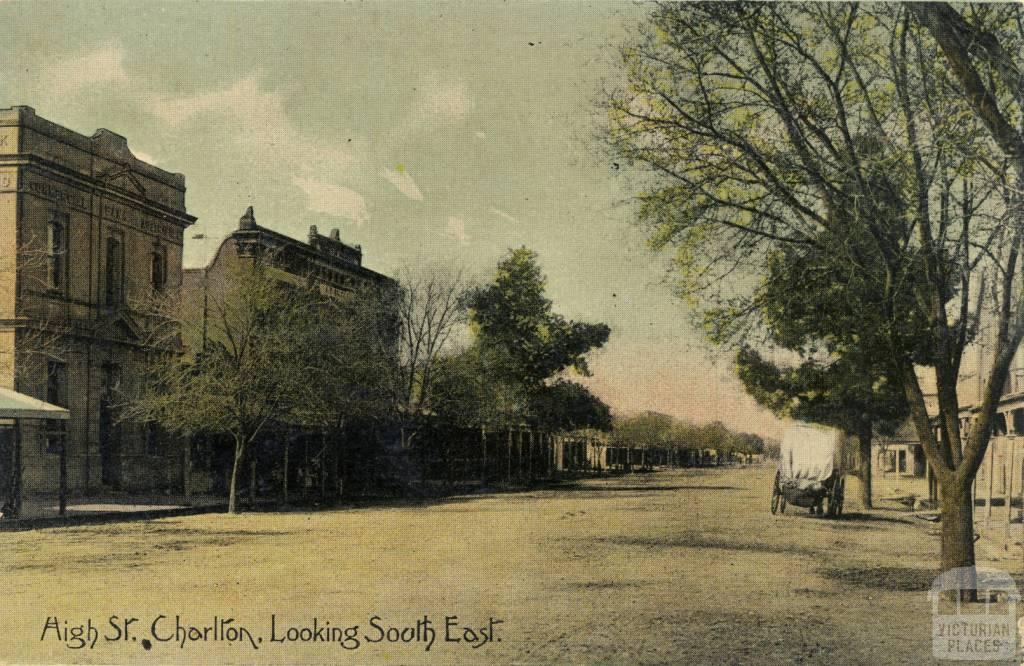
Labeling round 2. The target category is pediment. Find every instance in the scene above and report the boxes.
[97,312,143,342]
[99,168,148,198]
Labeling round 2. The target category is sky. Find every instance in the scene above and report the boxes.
[0,1,786,438]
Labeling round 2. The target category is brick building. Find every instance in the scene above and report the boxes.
[0,106,196,493]
[184,206,393,298]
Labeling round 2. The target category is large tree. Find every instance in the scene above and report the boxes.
[604,2,1020,587]
[127,261,323,513]
[733,229,918,509]
[467,247,610,389]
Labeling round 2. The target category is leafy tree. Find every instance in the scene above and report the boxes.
[529,380,612,433]
[613,412,673,470]
[468,248,610,388]
[604,1,1019,583]
[733,223,917,508]
[429,346,530,430]
[300,280,402,495]
[909,2,1024,591]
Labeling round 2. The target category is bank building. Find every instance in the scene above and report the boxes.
[0,105,196,496]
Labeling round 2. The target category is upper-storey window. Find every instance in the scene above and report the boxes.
[150,245,167,292]
[46,212,68,290]
[105,234,124,306]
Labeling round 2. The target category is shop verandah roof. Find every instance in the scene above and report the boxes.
[0,388,68,420]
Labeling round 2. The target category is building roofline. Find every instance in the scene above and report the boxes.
[0,105,186,191]
[184,211,394,285]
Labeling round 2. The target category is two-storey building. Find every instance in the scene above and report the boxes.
[0,106,195,493]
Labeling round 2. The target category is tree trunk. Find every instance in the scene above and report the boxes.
[228,445,244,514]
[858,424,873,510]
[184,435,193,506]
[940,477,977,602]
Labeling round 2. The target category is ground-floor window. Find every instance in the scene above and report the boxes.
[879,449,896,473]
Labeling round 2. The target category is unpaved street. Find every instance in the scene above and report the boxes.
[0,466,1015,664]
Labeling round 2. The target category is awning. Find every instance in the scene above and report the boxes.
[0,388,69,420]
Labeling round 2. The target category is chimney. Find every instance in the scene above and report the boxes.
[329,228,340,241]
[239,206,256,230]
[308,225,319,244]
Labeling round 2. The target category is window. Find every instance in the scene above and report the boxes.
[150,246,166,292]
[44,361,67,454]
[105,234,123,305]
[897,449,907,474]
[880,450,897,473]
[47,212,68,290]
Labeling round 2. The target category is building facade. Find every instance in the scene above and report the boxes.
[184,206,394,298]
[0,106,196,494]
[870,420,931,505]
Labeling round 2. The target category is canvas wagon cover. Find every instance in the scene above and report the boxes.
[778,422,841,482]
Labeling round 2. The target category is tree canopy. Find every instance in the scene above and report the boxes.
[468,247,610,387]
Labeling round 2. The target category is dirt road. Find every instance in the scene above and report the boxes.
[0,465,1017,664]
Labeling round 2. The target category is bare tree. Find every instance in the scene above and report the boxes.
[125,259,322,513]
[394,266,472,435]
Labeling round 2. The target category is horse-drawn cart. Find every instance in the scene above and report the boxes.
[770,422,845,517]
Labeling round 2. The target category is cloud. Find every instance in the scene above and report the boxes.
[382,166,424,201]
[132,150,158,165]
[474,131,487,139]
[405,74,475,131]
[40,43,127,94]
[147,73,357,175]
[293,177,369,226]
[421,78,474,120]
[446,216,469,245]
[489,208,518,224]
[147,73,370,220]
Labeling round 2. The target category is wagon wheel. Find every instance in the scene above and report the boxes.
[827,475,845,518]
[770,471,782,515]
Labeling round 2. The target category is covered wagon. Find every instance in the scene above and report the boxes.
[771,421,845,517]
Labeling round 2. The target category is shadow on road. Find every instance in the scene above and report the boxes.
[819,565,937,592]
[554,484,741,493]
[834,512,913,525]
[586,534,820,557]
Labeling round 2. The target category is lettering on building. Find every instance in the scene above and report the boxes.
[26,178,88,210]
[103,202,179,242]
